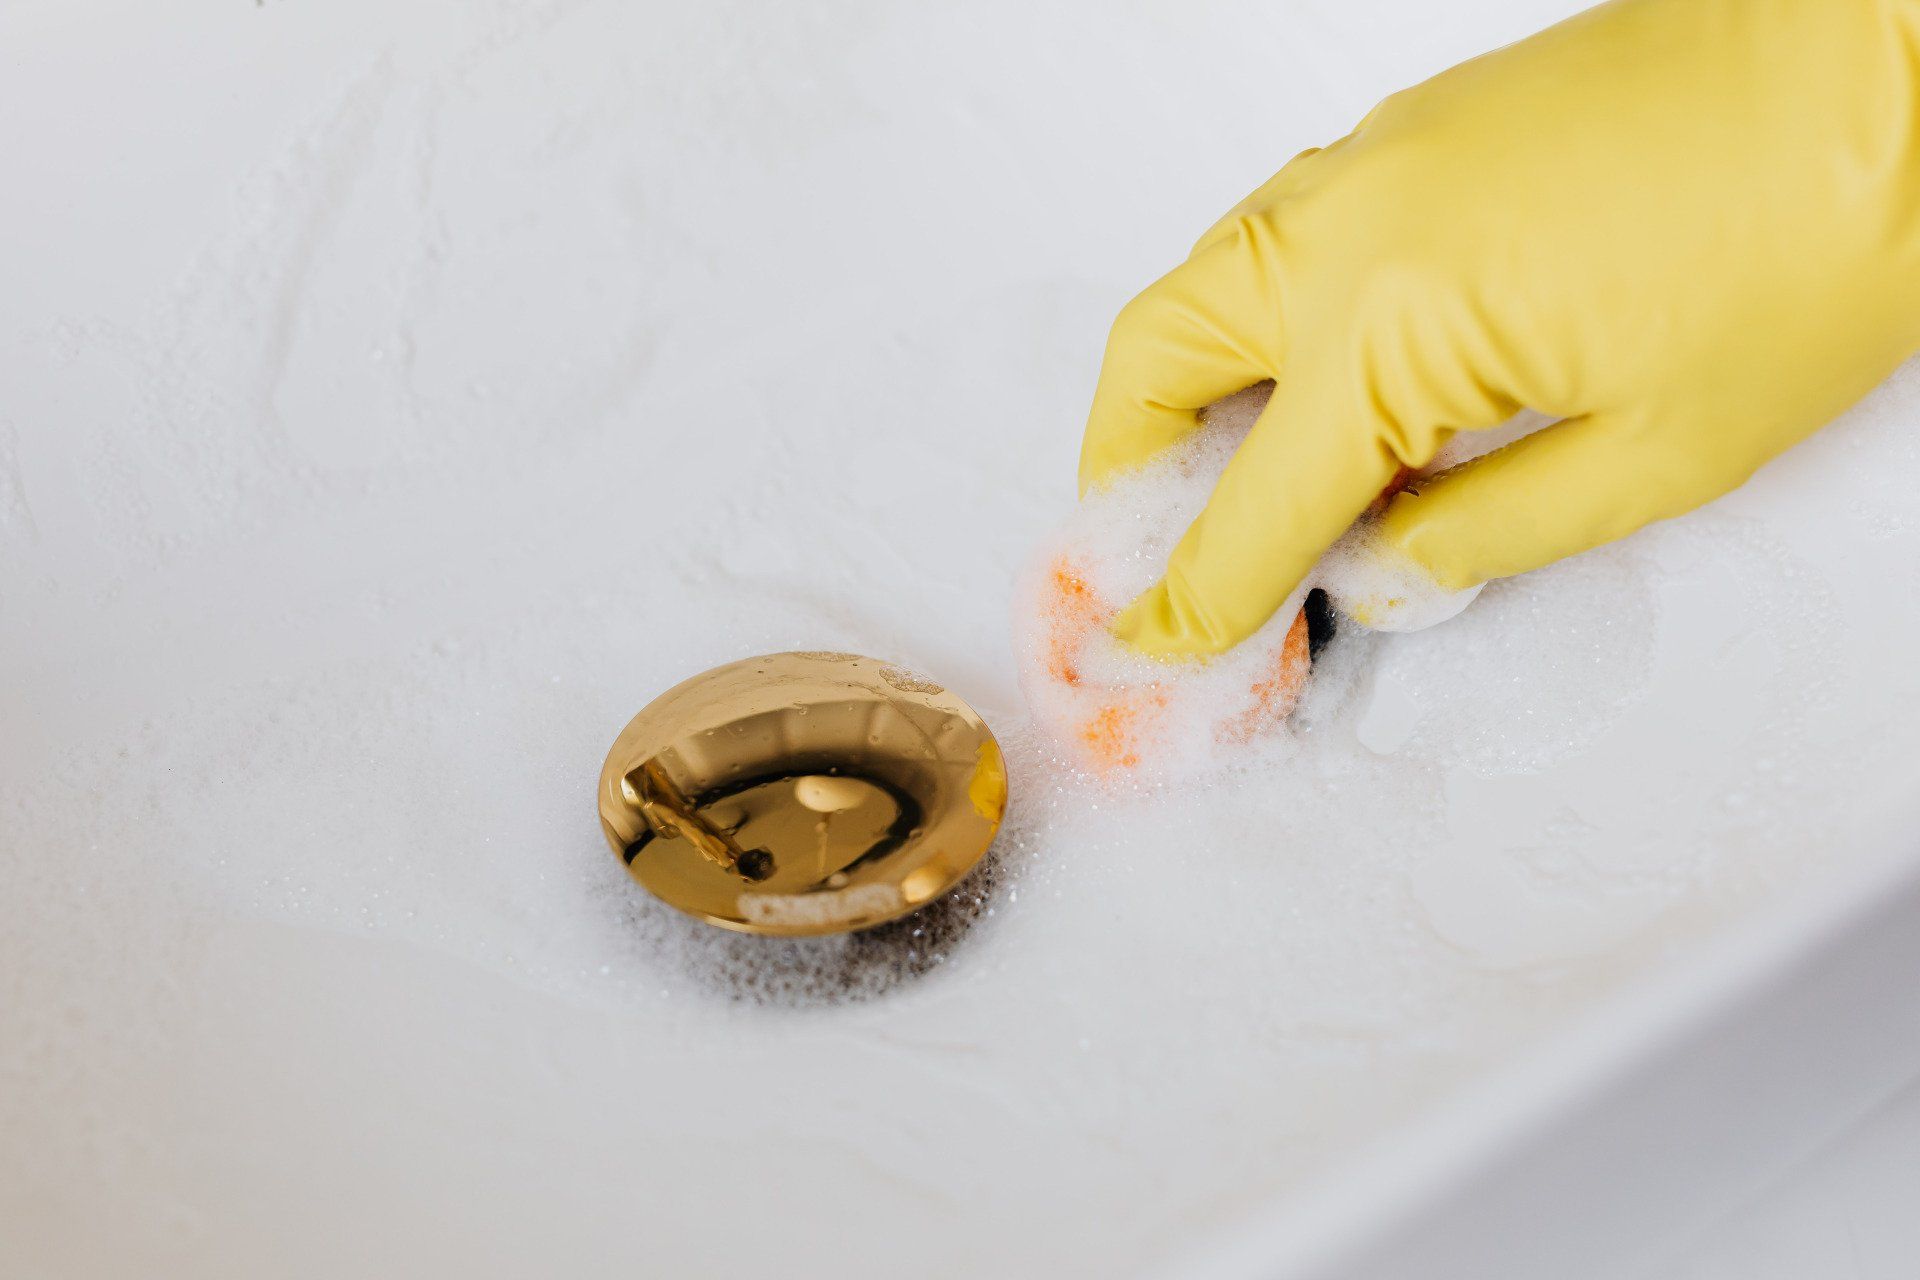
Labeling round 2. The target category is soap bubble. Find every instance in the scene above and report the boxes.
[1012,384,1482,778]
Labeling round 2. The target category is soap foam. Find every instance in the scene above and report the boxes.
[624,845,1004,1005]
[1015,383,1486,777]
[1014,410,1314,777]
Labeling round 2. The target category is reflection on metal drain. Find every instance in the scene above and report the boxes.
[598,651,1006,938]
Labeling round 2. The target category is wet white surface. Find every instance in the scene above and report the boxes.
[4,2,1919,1276]
[1651,1069,1920,1280]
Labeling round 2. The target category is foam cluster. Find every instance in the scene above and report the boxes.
[1014,385,1482,775]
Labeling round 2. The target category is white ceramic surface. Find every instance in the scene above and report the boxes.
[4,3,1917,1277]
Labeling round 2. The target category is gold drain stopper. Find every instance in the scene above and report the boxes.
[598,651,1007,937]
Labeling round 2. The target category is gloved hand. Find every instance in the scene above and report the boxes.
[1079,0,1920,658]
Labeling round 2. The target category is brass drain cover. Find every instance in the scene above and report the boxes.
[598,651,1006,937]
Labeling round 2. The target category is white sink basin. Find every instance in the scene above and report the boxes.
[4,2,1917,1276]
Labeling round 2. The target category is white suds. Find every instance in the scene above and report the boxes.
[1014,382,1494,776]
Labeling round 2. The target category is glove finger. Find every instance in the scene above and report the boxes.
[1077,227,1286,496]
[1377,406,1745,588]
[1109,362,1406,657]
[1189,146,1327,257]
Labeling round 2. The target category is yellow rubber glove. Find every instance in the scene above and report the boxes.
[1080,0,1920,658]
